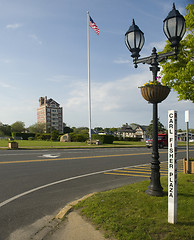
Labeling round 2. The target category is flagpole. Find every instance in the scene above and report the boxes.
[87,11,92,144]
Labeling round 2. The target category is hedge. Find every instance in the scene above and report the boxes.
[92,134,114,144]
[115,136,142,142]
[35,133,52,141]
[70,133,88,142]
[12,132,36,140]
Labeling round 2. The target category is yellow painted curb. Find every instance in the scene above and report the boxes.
[56,193,96,219]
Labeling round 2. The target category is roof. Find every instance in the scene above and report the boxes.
[119,123,148,133]
[47,98,60,107]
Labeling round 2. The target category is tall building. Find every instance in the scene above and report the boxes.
[37,96,63,133]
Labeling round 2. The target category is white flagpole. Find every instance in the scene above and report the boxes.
[87,11,92,144]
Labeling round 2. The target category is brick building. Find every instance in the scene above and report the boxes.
[37,96,63,133]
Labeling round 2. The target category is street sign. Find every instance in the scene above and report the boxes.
[185,110,190,173]
[185,110,189,123]
[168,110,177,224]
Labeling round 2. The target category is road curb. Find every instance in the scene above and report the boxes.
[31,193,96,240]
[56,192,96,219]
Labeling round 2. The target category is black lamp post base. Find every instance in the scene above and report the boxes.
[145,186,164,197]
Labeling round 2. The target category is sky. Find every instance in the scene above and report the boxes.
[0,0,193,130]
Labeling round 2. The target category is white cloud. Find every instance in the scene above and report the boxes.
[29,34,42,45]
[0,81,12,88]
[114,58,130,64]
[147,41,166,52]
[64,71,150,113]
[6,23,23,29]
[47,75,74,83]
[61,71,194,129]
[65,81,88,109]
[0,58,12,64]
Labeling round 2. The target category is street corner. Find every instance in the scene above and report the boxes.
[56,192,96,220]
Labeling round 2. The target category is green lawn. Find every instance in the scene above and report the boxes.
[113,141,145,146]
[0,139,193,149]
[0,139,146,148]
[75,173,194,240]
[0,139,89,148]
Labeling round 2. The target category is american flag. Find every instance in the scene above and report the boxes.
[89,16,100,35]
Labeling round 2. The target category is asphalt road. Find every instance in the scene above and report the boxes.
[0,147,190,239]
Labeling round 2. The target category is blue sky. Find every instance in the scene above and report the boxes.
[0,0,193,130]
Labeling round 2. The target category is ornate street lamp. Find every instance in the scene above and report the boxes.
[125,3,186,196]
[163,3,186,51]
[125,19,145,65]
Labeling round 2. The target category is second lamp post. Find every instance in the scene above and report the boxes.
[125,3,186,196]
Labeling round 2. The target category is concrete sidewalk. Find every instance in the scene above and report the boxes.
[42,193,114,240]
[8,193,115,240]
[42,193,116,240]
[44,211,107,240]
[7,193,116,240]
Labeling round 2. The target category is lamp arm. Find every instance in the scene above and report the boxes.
[133,47,178,68]
[157,48,178,62]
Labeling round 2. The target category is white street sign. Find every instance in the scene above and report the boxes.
[168,110,177,224]
[185,110,189,123]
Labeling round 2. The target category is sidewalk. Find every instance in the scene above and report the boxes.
[31,193,115,240]
[43,211,108,240]
[42,193,109,240]
[8,193,112,240]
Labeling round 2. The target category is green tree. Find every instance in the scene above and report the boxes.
[0,122,11,136]
[11,121,25,133]
[73,127,89,135]
[160,4,194,102]
[109,127,118,133]
[147,119,166,137]
[28,123,46,133]
[104,128,110,133]
[63,123,73,134]
[190,129,194,134]
[94,127,104,133]
[51,130,59,141]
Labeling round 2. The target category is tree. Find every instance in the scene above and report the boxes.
[104,128,110,133]
[63,123,73,134]
[160,4,194,102]
[11,121,25,133]
[146,119,166,137]
[28,123,46,133]
[109,127,118,133]
[190,129,194,134]
[94,127,104,133]
[73,127,89,135]
[0,122,11,136]
[51,130,59,141]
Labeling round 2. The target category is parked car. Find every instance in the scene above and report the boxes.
[146,134,168,148]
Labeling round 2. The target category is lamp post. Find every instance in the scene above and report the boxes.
[125,3,186,196]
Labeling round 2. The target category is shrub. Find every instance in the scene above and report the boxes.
[92,134,114,144]
[28,137,35,140]
[12,132,36,140]
[70,133,88,142]
[35,133,51,141]
[117,137,141,142]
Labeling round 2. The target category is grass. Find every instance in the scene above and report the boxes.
[0,139,193,149]
[0,139,146,149]
[0,139,89,148]
[75,173,194,240]
[113,141,145,146]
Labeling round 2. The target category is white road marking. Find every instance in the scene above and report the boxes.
[40,154,60,158]
[0,163,149,208]
[1,159,182,208]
